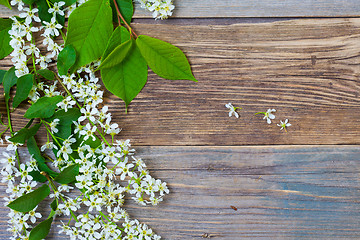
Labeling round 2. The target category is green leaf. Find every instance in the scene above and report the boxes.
[29,217,53,240]
[29,170,47,183]
[36,0,52,23]
[102,27,125,59]
[0,69,6,84]
[27,136,58,178]
[23,0,36,5]
[3,66,17,101]
[24,95,63,119]
[111,0,133,25]
[46,108,81,139]
[57,45,76,76]
[13,74,34,108]
[27,136,42,160]
[48,209,56,219]
[99,39,133,69]
[7,184,50,213]
[136,35,197,81]
[37,69,55,80]
[56,13,65,27]
[54,164,79,184]
[0,18,12,59]
[48,201,58,218]
[50,199,57,211]
[0,0,11,9]
[25,118,34,128]
[101,27,148,107]
[8,123,41,144]
[48,199,58,218]
[0,18,12,31]
[65,0,113,72]
[79,133,101,149]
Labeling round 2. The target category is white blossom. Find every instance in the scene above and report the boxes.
[49,118,60,133]
[277,119,292,132]
[263,108,276,124]
[48,1,66,16]
[23,206,41,224]
[19,8,40,25]
[10,0,24,11]
[43,17,62,36]
[225,102,240,118]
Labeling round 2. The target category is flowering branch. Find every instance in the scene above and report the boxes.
[0,0,180,239]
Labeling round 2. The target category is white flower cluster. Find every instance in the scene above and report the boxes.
[136,0,175,19]
[1,147,43,238]
[2,0,169,239]
[9,2,64,76]
[8,0,93,77]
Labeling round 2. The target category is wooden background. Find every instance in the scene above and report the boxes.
[1,1,360,239]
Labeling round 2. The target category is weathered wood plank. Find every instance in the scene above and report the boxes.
[0,146,359,239]
[2,0,360,18]
[2,18,360,145]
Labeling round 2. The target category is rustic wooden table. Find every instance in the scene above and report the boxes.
[1,1,360,239]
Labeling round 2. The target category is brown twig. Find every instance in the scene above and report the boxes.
[112,0,138,38]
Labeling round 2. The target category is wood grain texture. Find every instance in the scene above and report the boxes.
[2,0,360,18]
[0,146,359,239]
[2,18,360,145]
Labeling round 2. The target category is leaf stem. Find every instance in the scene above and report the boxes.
[112,0,138,38]
[30,33,37,74]
[0,125,9,138]
[54,74,81,108]
[45,0,52,8]
[42,171,79,222]
[43,153,55,162]
[99,211,124,231]
[28,5,38,74]
[42,122,61,146]
[5,97,21,170]
[114,3,121,26]
[6,99,12,134]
